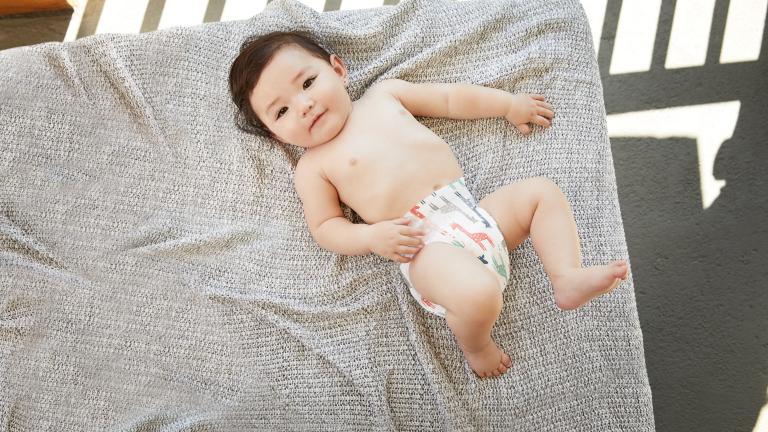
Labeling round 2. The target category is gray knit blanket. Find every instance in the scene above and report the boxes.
[0,0,655,430]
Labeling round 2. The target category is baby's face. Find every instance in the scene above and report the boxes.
[250,44,351,148]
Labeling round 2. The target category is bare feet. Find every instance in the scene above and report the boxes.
[459,339,513,378]
[551,260,628,310]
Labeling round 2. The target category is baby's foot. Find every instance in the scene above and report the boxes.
[551,260,628,310]
[460,339,513,378]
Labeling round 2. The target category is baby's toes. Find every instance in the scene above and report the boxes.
[621,262,629,279]
[610,261,628,278]
[502,352,512,368]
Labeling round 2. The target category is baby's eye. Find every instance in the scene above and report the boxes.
[276,107,287,119]
[303,76,316,90]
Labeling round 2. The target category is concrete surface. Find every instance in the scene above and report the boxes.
[601,2,767,431]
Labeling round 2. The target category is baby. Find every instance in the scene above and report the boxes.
[229,31,628,378]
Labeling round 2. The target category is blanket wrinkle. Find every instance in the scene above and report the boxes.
[380,366,422,427]
[114,412,215,432]
[32,44,87,99]
[388,288,462,428]
[228,294,387,377]
[392,24,566,85]
[0,291,38,322]
[83,38,170,153]
[106,379,289,431]
[0,401,21,432]
[236,300,373,404]
[0,213,64,271]
[123,226,259,256]
[206,288,384,324]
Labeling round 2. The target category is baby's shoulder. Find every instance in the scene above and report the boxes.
[295,149,320,175]
[295,145,336,185]
[367,78,405,93]
[362,79,403,102]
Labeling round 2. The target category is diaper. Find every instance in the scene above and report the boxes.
[399,177,510,318]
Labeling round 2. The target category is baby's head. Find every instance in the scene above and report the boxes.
[229,31,351,149]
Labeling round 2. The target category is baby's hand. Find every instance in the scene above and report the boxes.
[365,217,426,263]
[504,94,554,135]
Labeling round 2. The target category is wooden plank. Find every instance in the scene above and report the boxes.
[0,0,74,16]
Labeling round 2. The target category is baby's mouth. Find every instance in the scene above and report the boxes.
[310,111,326,131]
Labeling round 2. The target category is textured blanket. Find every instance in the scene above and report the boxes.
[0,0,655,430]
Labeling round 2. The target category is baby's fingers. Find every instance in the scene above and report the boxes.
[533,115,551,128]
[397,245,421,255]
[537,106,554,119]
[401,226,426,237]
[392,217,412,226]
[400,234,424,247]
[516,123,532,135]
[392,254,411,263]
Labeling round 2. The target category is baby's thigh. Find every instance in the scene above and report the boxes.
[408,242,501,316]
[478,176,556,249]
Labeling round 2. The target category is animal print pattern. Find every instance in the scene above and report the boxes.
[399,178,510,317]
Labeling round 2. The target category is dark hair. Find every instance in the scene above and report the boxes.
[229,30,333,138]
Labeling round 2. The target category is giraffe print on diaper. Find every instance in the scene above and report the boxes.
[399,177,511,318]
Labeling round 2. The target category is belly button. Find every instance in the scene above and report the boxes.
[433,184,441,190]
[349,158,357,166]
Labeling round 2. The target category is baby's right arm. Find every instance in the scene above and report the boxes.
[294,157,424,263]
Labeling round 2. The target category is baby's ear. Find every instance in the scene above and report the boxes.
[330,54,347,77]
[330,53,343,66]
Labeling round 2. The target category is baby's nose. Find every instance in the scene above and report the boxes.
[300,98,315,117]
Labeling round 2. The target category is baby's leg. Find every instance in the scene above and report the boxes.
[478,177,628,310]
[408,242,512,378]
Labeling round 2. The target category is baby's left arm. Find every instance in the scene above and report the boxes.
[372,79,554,135]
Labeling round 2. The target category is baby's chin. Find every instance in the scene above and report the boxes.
[276,112,349,148]
[285,136,331,150]
[311,114,347,146]
[304,136,336,149]
[272,132,324,149]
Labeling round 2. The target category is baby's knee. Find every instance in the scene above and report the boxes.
[456,276,502,321]
[530,176,559,194]
[529,176,566,204]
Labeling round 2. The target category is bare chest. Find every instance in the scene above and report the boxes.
[312,95,463,223]
[330,100,440,173]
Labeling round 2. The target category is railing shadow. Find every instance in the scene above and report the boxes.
[603,1,767,431]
